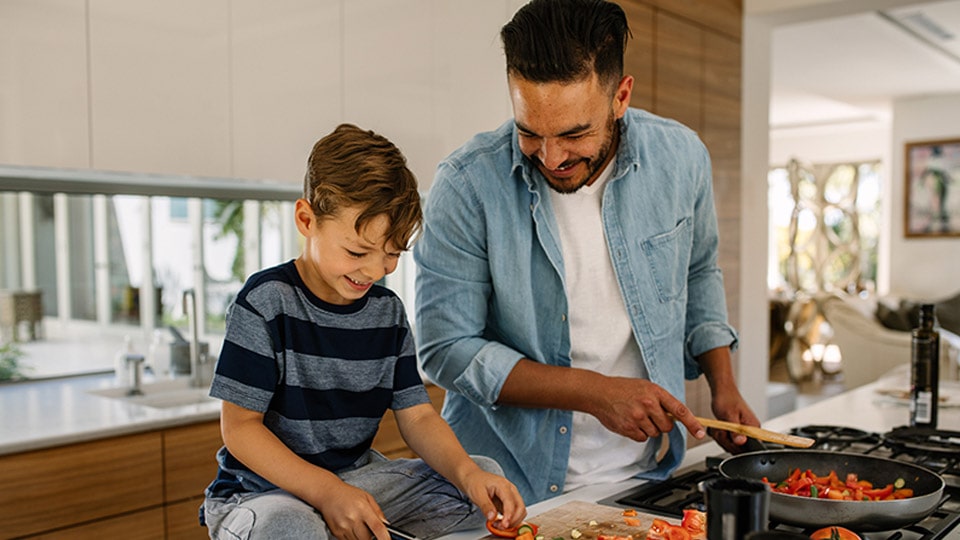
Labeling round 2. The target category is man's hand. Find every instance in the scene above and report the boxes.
[588,376,707,443]
[708,389,761,454]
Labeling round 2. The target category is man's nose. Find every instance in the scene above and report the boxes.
[538,138,568,170]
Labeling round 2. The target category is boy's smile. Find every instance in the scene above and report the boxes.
[294,201,401,305]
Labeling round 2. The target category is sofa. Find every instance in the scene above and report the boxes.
[819,292,960,390]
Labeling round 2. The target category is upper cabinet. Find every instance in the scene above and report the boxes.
[0,0,89,169]
[0,1,520,190]
[88,0,231,177]
[230,0,342,185]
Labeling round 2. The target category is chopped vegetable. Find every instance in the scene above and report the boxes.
[680,509,706,540]
[571,528,582,539]
[809,525,861,539]
[763,468,914,501]
[517,524,536,536]
[621,509,638,517]
[648,518,692,540]
[485,520,540,538]
[623,517,641,527]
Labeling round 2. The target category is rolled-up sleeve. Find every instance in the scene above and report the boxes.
[415,162,525,406]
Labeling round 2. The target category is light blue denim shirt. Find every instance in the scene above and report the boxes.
[414,108,737,504]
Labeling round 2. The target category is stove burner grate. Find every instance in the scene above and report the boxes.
[886,426,960,455]
[791,424,874,443]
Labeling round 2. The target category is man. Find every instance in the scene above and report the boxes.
[414,0,759,504]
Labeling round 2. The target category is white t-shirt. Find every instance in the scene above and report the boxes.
[547,158,656,492]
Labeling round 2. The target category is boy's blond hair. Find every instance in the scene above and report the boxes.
[304,123,421,250]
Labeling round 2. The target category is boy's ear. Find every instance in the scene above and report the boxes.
[294,198,315,236]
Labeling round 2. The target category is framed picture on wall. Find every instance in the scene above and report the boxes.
[905,137,960,237]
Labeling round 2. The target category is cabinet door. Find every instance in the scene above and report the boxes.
[0,431,163,538]
[166,497,210,539]
[0,0,90,168]
[88,0,231,177]
[164,420,223,502]
[30,507,165,540]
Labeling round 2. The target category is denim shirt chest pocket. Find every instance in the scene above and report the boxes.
[638,217,692,304]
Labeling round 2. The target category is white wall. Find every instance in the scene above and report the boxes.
[889,94,960,301]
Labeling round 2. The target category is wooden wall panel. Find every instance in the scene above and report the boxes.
[620,1,654,110]
[646,0,742,39]
[655,12,703,133]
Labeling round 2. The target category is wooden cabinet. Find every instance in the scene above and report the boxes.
[161,421,224,539]
[0,421,221,539]
[0,431,163,538]
[0,386,445,538]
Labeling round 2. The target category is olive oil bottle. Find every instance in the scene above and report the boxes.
[910,304,939,428]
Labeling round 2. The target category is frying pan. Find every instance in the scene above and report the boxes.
[718,450,945,531]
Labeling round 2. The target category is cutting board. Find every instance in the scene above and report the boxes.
[480,500,680,540]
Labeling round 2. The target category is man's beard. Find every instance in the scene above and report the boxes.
[541,116,619,195]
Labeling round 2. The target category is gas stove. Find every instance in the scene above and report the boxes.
[599,425,960,539]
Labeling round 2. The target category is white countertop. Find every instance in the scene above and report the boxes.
[4,367,959,538]
[0,372,220,455]
[439,369,960,540]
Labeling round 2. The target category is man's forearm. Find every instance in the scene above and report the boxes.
[496,358,606,415]
[696,346,738,395]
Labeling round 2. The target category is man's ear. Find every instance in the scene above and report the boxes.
[613,75,634,118]
[294,198,315,236]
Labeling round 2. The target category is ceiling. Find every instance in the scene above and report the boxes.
[768,0,960,130]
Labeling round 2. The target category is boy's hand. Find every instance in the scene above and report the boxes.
[312,480,391,540]
[460,469,527,531]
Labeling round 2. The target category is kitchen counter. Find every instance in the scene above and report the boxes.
[439,370,960,540]
[0,372,220,456]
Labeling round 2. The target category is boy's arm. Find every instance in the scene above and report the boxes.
[394,403,526,529]
[220,401,394,540]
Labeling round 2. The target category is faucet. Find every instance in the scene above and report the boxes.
[125,353,145,396]
[182,289,206,388]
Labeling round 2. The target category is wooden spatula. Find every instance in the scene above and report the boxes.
[693,416,815,448]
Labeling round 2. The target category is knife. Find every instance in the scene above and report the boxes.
[385,523,420,540]
[692,416,815,448]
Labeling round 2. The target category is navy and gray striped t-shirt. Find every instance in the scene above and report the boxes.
[206,260,429,496]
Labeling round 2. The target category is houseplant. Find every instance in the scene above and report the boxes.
[0,341,29,382]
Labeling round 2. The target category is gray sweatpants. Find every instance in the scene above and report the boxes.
[202,450,500,540]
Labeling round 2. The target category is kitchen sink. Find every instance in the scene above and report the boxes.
[88,377,219,409]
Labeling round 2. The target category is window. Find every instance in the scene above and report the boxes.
[0,167,306,380]
[767,159,882,381]
[768,160,881,294]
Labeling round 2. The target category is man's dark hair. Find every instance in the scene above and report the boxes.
[501,0,629,90]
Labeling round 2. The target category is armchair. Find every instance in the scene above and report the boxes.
[819,293,960,390]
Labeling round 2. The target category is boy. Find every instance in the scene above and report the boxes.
[202,124,526,540]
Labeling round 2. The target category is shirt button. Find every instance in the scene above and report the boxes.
[561,314,567,321]
[550,484,559,492]
[559,426,568,435]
